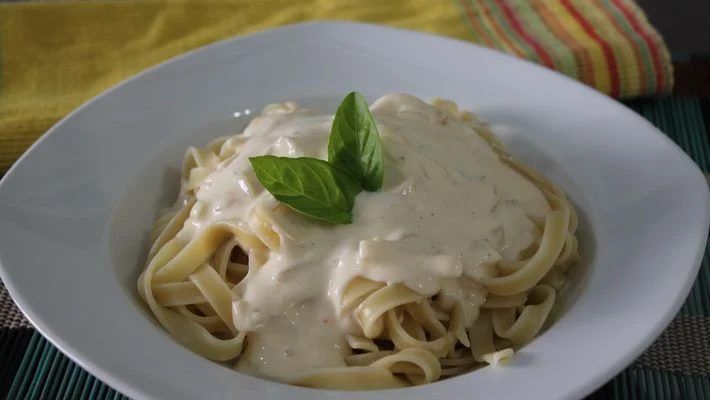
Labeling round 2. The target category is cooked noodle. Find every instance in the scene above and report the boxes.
[138,94,579,389]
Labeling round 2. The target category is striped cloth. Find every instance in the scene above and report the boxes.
[455,0,673,98]
[0,0,672,173]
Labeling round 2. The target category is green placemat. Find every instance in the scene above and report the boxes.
[1,97,708,400]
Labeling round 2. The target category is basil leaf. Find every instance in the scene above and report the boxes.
[328,91,384,191]
[249,156,361,224]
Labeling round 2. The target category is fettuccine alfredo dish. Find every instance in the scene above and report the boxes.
[138,93,579,389]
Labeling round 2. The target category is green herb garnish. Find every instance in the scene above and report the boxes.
[249,156,360,224]
[249,92,383,224]
[328,92,384,192]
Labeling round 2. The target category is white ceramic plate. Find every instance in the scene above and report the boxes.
[0,22,708,400]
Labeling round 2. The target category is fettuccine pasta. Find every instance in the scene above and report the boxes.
[138,94,578,389]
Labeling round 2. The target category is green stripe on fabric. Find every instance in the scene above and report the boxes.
[625,98,710,172]
[508,0,579,77]
[56,361,79,399]
[27,339,55,398]
[483,0,541,61]
[7,331,42,398]
[613,0,667,94]
[682,100,710,168]
[7,331,129,400]
[585,0,638,98]
[597,0,656,95]
[452,0,486,45]
[625,98,710,320]
[590,368,710,399]
[42,350,69,399]
[679,247,710,317]
[0,328,34,398]
[464,0,516,54]
[69,369,89,399]
[495,0,557,68]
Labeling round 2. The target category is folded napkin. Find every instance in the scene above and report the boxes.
[0,0,672,173]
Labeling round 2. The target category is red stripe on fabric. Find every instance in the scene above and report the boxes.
[458,0,496,47]
[533,0,595,87]
[610,0,665,94]
[560,0,620,97]
[591,0,646,94]
[480,1,527,57]
[496,0,556,69]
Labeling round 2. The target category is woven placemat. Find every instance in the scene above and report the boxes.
[1,97,709,399]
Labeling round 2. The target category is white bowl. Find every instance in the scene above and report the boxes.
[0,22,707,400]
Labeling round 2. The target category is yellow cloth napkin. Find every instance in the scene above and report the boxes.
[0,0,671,173]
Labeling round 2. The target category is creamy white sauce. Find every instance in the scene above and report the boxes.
[178,94,550,382]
